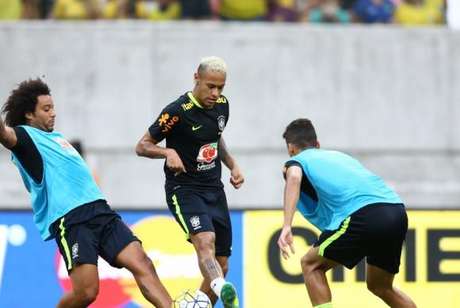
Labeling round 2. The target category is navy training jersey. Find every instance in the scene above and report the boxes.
[149,92,229,189]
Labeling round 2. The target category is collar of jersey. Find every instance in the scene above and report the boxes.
[187,92,204,109]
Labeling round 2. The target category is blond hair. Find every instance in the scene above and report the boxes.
[197,56,227,75]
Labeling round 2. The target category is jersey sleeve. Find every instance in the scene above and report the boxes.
[285,160,302,169]
[285,160,318,201]
[148,102,181,142]
[10,126,43,183]
[283,160,301,180]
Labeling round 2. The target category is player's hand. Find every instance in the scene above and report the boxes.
[165,149,186,175]
[230,166,244,189]
[278,226,295,260]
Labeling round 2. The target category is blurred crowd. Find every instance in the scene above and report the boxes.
[0,0,447,26]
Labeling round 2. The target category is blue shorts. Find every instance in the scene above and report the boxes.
[166,187,232,257]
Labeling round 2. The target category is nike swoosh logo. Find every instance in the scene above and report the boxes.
[192,125,202,131]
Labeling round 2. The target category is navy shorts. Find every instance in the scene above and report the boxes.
[166,187,232,257]
[314,203,408,274]
[53,204,139,273]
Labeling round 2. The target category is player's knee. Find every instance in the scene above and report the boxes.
[194,235,216,256]
[197,247,215,261]
[132,251,155,275]
[300,254,314,274]
[367,281,391,298]
[75,286,99,305]
[140,253,155,271]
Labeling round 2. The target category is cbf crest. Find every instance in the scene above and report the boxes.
[217,115,226,131]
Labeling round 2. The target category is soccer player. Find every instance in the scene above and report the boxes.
[136,56,243,308]
[278,119,417,308]
[0,79,172,308]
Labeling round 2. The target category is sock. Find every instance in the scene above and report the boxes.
[314,302,333,308]
[210,277,226,297]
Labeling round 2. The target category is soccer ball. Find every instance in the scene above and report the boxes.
[174,290,212,308]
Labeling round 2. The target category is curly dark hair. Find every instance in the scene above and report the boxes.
[1,78,51,127]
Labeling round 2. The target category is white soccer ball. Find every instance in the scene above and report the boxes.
[174,290,212,308]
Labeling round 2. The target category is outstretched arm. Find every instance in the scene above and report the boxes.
[135,131,186,175]
[219,137,244,189]
[0,116,17,149]
[278,165,302,259]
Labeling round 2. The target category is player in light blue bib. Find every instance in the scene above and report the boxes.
[0,78,172,308]
[278,118,416,308]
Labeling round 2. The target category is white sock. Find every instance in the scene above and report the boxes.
[210,277,226,297]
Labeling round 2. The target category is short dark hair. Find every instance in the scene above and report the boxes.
[283,118,317,148]
[1,78,51,127]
